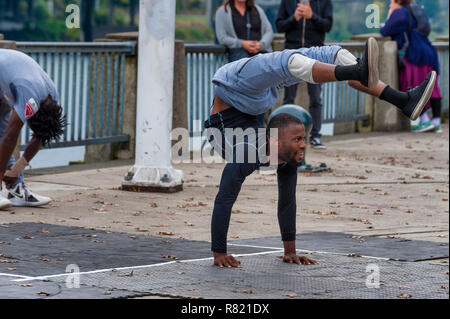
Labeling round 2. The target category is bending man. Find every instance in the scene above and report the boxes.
[0,49,66,209]
[205,38,436,267]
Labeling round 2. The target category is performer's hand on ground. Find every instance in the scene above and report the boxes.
[283,253,318,265]
[213,252,243,268]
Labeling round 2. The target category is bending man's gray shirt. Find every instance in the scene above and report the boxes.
[0,49,59,124]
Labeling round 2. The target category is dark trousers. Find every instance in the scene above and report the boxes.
[283,82,323,139]
[204,107,297,253]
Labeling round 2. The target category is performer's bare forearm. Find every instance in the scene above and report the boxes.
[23,136,43,163]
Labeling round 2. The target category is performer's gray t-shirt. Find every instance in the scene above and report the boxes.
[0,49,59,123]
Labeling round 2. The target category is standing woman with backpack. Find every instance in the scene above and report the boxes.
[381,0,443,133]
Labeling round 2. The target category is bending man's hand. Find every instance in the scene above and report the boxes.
[213,252,243,268]
[283,253,318,265]
[3,171,18,189]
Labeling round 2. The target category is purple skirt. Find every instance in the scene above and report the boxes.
[400,57,442,111]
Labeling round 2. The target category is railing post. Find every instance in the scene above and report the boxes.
[0,39,20,161]
[173,40,188,131]
[91,32,138,161]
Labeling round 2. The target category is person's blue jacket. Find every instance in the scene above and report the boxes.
[380,7,439,73]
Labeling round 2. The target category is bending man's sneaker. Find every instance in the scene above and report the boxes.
[0,193,12,210]
[402,71,437,121]
[8,183,52,207]
[358,37,379,88]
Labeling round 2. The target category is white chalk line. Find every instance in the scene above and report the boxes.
[12,250,283,283]
[0,273,35,279]
[10,244,389,283]
[228,243,391,261]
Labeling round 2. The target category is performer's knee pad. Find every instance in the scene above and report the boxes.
[287,53,317,84]
[334,49,358,66]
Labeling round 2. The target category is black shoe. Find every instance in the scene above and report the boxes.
[402,71,437,120]
[358,37,379,88]
[310,137,326,149]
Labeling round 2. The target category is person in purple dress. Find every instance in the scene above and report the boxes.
[381,0,443,133]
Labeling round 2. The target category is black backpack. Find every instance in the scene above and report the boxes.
[408,3,431,37]
[398,3,431,69]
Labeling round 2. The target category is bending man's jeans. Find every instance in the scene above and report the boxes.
[204,107,297,253]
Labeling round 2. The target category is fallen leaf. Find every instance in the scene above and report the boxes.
[282,293,299,297]
[39,255,50,262]
[36,229,50,234]
[0,259,18,264]
[19,284,33,287]
[397,293,412,298]
[158,232,174,236]
[118,271,133,277]
[37,292,52,296]
[347,253,362,258]
[232,289,253,294]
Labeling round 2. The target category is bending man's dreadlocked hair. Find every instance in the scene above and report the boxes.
[27,95,67,146]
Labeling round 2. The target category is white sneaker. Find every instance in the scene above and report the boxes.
[7,183,52,207]
[0,193,12,210]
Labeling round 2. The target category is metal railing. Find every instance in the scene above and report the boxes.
[185,44,227,136]
[322,42,367,124]
[17,41,136,150]
[435,42,449,114]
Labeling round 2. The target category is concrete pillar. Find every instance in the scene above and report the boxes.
[122,0,183,193]
[0,40,20,161]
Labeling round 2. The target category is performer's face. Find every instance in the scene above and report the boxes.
[278,123,306,166]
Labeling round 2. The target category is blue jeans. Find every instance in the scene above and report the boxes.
[205,107,297,253]
[0,100,24,187]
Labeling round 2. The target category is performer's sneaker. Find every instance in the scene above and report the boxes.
[411,120,434,133]
[358,37,379,89]
[7,183,52,207]
[310,137,326,149]
[402,71,437,121]
[0,193,12,210]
